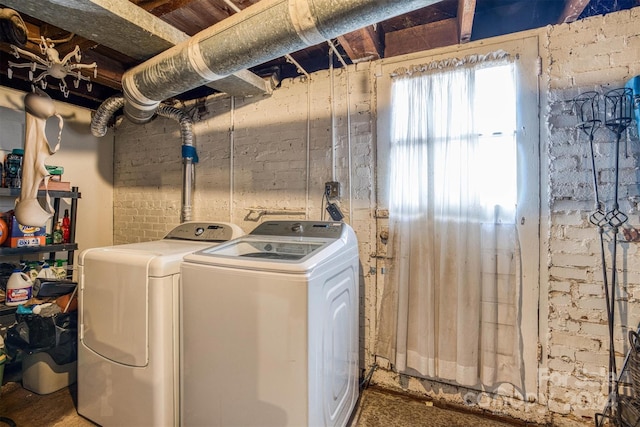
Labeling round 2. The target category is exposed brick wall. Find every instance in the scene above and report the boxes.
[543,7,640,425]
[112,7,640,425]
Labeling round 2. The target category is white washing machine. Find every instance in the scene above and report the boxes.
[77,222,244,427]
[180,221,359,427]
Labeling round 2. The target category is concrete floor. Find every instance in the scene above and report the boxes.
[0,364,537,427]
[350,387,539,427]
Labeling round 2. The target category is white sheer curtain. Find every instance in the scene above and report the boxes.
[376,56,523,389]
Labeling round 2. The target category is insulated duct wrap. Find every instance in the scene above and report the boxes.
[122,0,436,123]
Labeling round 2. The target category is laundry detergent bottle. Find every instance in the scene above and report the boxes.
[37,263,56,279]
[6,269,33,306]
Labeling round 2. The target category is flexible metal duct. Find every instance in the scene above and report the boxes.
[156,104,198,223]
[91,95,125,137]
[91,96,197,223]
[121,0,437,123]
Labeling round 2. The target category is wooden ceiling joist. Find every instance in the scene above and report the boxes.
[457,0,476,43]
[135,0,199,17]
[558,0,590,24]
[385,18,459,58]
[337,26,383,63]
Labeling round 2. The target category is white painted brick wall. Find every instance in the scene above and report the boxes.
[544,6,640,425]
[112,6,640,425]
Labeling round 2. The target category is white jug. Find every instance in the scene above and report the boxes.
[37,263,56,279]
[6,269,33,306]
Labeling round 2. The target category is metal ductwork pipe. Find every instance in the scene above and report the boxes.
[121,0,437,123]
[156,104,198,223]
[91,95,125,137]
[91,97,198,223]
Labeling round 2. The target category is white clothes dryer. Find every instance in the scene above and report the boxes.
[180,221,359,427]
[77,222,244,427]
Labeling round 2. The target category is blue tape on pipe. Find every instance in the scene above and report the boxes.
[182,145,199,163]
[626,75,640,136]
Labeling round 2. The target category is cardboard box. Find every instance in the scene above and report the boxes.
[38,181,71,191]
[4,214,46,248]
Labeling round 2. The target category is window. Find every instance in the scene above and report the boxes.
[389,62,517,224]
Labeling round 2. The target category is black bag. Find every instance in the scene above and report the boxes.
[5,311,77,365]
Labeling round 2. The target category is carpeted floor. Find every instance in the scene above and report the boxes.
[0,365,536,427]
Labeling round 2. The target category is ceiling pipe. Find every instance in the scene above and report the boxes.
[118,0,438,124]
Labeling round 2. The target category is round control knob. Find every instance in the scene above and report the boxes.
[291,223,303,233]
[195,227,205,236]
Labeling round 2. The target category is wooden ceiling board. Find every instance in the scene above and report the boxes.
[380,0,458,33]
[160,0,230,35]
[338,26,383,62]
[385,17,459,58]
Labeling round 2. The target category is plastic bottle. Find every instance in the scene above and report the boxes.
[37,262,56,279]
[5,269,33,306]
[5,148,23,189]
[61,209,70,243]
[0,217,7,246]
[53,222,63,244]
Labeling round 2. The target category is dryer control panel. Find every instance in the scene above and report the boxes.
[165,222,237,242]
[250,221,344,239]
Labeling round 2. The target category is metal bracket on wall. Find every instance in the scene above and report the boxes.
[244,207,306,222]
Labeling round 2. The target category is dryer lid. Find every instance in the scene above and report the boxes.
[78,222,245,277]
[80,240,214,277]
[165,222,244,242]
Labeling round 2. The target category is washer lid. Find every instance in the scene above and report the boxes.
[184,235,352,273]
[211,239,326,261]
[250,221,344,238]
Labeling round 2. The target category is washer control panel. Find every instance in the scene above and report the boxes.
[250,221,344,239]
[165,222,236,242]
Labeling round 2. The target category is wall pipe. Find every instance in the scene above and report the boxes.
[329,47,336,182]
[229,95,235,223]
[305,77,311,219]
[114,0,436,124]
[156,104,198,223]
[327,39,352,222]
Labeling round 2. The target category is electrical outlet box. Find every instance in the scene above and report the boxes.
[325,181,340,198]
